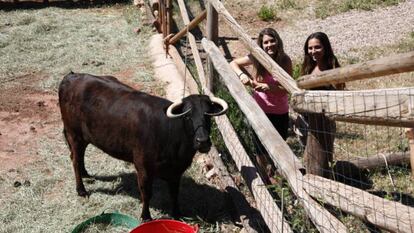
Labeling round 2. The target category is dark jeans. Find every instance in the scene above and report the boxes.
[254,112,289,155]
[266,113,289,140]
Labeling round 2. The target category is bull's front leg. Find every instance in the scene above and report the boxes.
[167,176,182,219]
[134,157,153,221]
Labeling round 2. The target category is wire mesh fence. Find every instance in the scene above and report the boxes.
[289,88,414,233]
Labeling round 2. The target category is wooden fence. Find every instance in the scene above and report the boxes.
[144,0,414,232]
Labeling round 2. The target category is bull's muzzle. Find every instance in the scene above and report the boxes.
[195,129,212,153]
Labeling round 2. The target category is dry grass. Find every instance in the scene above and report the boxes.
[0,4,236,233]
[0,5,156,92]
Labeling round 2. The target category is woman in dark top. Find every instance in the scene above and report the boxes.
[301,32,344,177]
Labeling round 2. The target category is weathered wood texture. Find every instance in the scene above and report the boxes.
[303,174,414,233]
[206,1,218,91]
[166,0,172,36]
[176,0,207,89]
[149,34,197,100]
[348,152,410,170]
[168,9,207,45]
[406,128,414,177]
[202,38,347,233]
[213,114,293,233]
[291,87,414,127]
[167,44,199,95]
[297,51,414,89]
[159,0,166,37]
[208,146,266,233]
[206,0,300,94]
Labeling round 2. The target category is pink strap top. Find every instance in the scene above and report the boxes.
[252,72,289,114]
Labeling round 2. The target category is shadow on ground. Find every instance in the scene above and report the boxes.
[84,172,269,232]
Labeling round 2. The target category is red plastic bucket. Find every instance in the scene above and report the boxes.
[130,219,198,233]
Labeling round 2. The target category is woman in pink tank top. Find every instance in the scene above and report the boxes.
[230,28,292,140]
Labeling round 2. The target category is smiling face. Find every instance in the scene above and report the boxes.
[307,38,325,62]
[262,34,278,57]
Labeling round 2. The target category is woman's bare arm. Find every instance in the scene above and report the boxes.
[230,56,255,87]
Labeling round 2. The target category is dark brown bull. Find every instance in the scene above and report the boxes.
[58,72,227,221]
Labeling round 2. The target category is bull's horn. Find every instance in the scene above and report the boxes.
[205,96,228,116]
[166,100,191,118]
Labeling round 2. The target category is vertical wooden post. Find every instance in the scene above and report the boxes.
[206,1,218,91]
[166,0,172,37]
[405,128,414,178]
[160,0,167,38]
[158,0,163,34]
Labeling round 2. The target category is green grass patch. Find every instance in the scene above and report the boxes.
[257,5,277,21]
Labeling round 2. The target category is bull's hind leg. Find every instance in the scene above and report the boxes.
[133,154,154,221]
[63,129,89,197]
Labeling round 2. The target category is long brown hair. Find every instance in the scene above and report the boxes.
[301,32,340,75]
[250,28,289,81]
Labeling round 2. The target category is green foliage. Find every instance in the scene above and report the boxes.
[396,138,409,152]
[211,79,256,155]
[268,178,318,232]
[396,31,414,53]
[257,5,277,21]
[292,63,302,80]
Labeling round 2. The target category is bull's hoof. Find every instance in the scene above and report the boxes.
[171,208,182,219]
[77,188,89,197]
[141,217,153,223]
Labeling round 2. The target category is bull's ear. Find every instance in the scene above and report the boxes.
[205,96,228,116]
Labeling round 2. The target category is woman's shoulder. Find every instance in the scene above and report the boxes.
[279,54,292,65]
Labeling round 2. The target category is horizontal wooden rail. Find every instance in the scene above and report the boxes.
[202,38,347,233]
[291,87,414,127]
[206,0,300,94]
[303,174,414,233]
[168,9,207,45]
[297,51,414,89]
[348,152,410,170]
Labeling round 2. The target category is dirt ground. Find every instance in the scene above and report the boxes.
[0,71,142,175]
[1,1,412,232]
[0,74,57,173]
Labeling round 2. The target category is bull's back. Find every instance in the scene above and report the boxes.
[58,72,173,161]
